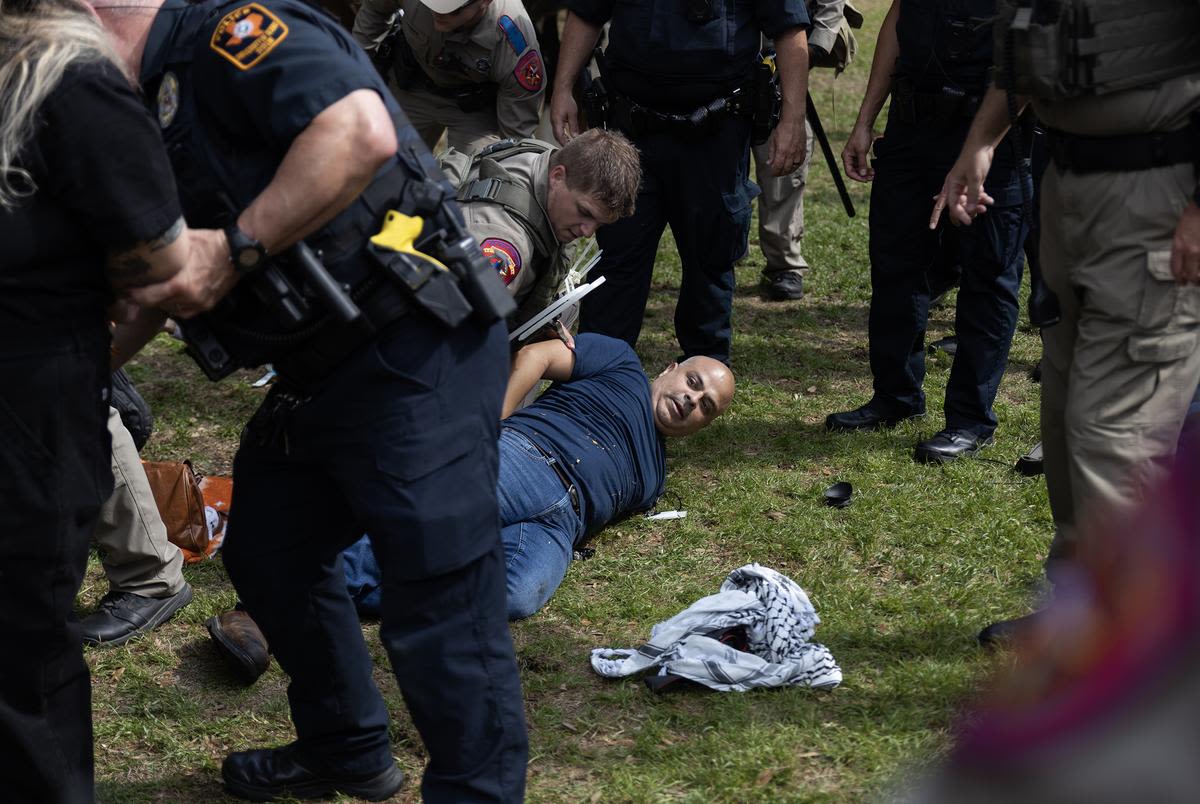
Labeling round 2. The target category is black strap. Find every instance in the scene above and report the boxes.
[1047,124,1198,174]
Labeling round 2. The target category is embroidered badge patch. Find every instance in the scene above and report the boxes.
[210,3,289,71]
[514,50,543,92]
[497,15,527,55]
[481,238,522,285]
[156,72,179,129]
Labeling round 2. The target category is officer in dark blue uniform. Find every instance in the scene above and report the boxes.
[95,0,527,800]
[829,0,1030,463]
[548,0,811,366]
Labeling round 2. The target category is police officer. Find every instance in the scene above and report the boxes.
[550,0,811,366]
[827,0,1030,465]
[754,0,850,302]
[936,0,1200,637]
[92,0,528,799]
[442,128,640,328]
[353,0,545,153]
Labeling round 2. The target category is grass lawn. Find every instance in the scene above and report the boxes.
[83,1,1051,799]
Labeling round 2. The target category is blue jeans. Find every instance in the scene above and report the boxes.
[344,428,583,621]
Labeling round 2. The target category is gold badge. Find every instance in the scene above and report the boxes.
[209,3,289,71]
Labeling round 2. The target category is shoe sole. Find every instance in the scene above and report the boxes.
[207,616,270,684]
[825,413,925,433]
[913,438,994,465]
[223,763,404,802]
[83,584,194,648]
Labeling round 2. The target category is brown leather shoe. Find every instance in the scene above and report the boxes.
[207,610,271,684]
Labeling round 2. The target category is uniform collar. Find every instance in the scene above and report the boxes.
[139,0,219,83]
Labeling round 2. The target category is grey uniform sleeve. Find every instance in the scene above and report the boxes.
[807,0,846,56]
[352,0,401,50]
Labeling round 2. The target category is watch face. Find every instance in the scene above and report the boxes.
[236,248,262,270]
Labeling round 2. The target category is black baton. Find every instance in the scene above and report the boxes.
[806,92,856,218]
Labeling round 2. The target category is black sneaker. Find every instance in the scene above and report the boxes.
[81,584,193,647]
[761,271,804,301]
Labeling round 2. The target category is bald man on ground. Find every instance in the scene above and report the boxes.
[210,334,733,680]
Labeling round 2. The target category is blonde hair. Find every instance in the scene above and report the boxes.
[550,128,641,218]
[0,0,124,208]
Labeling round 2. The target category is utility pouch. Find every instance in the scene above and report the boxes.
[685,0,717,24]
[368,211,473,329]
[995,0,1074,99]
[750,54,781,146]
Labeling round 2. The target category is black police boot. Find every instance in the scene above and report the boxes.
[761,270,804,301]
[222,743,404,802]
[826,402,924,432]
[978,610,1044,650]
[926,335,958,357]
[80,584,193,647]
[913,429,993,464]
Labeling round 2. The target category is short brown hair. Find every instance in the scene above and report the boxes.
[550,129,640,218]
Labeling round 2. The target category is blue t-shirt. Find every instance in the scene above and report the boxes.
[505,334,666,538]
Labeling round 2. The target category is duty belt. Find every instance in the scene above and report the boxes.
[270,277,412,391]
[608,89,747,138]
[891,76,982,126]
[1046,123,1199,174]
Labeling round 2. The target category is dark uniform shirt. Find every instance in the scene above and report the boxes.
[0,60,181,331]
[895,0,995,93]
[140,0,404,269]
[567,0,809,111]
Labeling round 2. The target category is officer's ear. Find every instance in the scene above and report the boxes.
[549,163,568,186]
[657,362,678,379]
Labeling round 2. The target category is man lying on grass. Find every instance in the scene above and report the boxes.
[208,334,734,681]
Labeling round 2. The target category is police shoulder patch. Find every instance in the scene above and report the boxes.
[497,15,528,56]
[210,3,289,71]
[481,238,522,285]
[514,50,543,92]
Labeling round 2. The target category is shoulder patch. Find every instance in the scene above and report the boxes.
[210,3,289,71]
[481,238,522,285]
[514,50,543,92]
[497,15,528,56]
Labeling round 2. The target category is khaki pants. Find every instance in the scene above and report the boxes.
[1039,161,1200,553]
[752,118,814,275]
[396,85,501,155]
[94,407,185,597]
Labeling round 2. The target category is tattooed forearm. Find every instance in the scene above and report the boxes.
[107,252,155,289]
[149,217,185,251]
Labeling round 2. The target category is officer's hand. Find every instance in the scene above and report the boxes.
[128,229,238,318]
[930,146,995,228]
[551,91,580,145]
[842,124,876,182]
[1171,200,1200,284]
[767,114,806,177]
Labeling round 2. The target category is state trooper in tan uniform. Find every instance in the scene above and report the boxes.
[353,0,545,153]
[440,128,640,328]
[935,0,1200,640]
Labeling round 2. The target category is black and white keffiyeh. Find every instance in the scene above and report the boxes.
[590,564,842,691]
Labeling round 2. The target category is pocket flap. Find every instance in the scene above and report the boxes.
[375,418,485,482]
[1147,250,1174,281]
[1127,330,1197,363]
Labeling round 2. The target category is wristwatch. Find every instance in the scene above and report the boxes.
[225,225,267,273]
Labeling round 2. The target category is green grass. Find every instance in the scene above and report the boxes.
[85,2,1051,799]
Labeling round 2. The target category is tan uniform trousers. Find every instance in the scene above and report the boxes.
[1039,161,1200,553]
[94,407,185,597]
[398,85,502,155]
[751,118,815,276]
